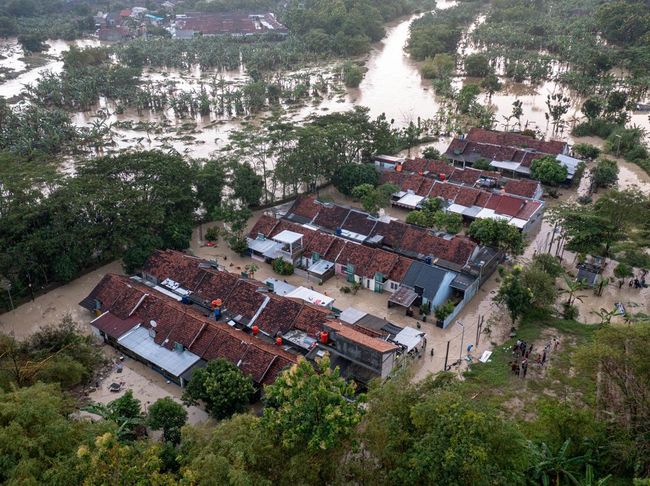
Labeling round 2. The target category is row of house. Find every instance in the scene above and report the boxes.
[173,12,287,38]
[379,169,544,233]
[443,128,581,182]
[247,197,501,327]
[80,250,420,388]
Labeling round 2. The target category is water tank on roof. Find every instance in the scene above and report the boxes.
[439,173,446,181]
[320,331,329,344]
[252,325,259,336]
[335,227,342,235]
[424,256,432,265]
[275,336,283,346]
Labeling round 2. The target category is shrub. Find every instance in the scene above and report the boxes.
[422,147,441,159]
[464,53,492,77]
[205,226,219,242]
[272,258,294,276]
[572,143,600,160]
[572,119,618,138]
[613,262,633,279]
[434,300,455,321]
[591,158,619,188]
[562,303,579,320]
[341,61,364,88]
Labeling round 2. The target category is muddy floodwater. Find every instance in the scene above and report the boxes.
[1,0,649,161]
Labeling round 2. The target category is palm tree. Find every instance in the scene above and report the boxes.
[560,276,588,306]
[245,263,259,279]
[529,440,585,486]
[591,307,617,326]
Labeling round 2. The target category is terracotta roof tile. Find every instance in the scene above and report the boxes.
[494,195,526,217]
[467,128,566,155]
[363,249,399,279]
[261,356,293,386]
[313,205,349,231]
[223,280,267,320]
[369,220,406,248]
[454,186,482,207]
[516,200,543,220]
[304,231,337,259]
[324,237,346,261]
[288,196,321,221]
[292,304,331,337]
[91,312,140,339]
[503,179,541,198]
[325,320,398,353]
[341,210,378,236]
[249,215,279,238]
[255,295,302,336]
[335,242,373,275]
[429,182,461,200]
[389,256,414,282]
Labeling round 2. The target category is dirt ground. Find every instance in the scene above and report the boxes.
[86,347,209,426]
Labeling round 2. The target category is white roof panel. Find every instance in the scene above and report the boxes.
[118,326,200,377]
[393,327,425,352]
[286,287,334,307]
[339,307,368,325]
[273,230,303,244]
[397,193,424,208]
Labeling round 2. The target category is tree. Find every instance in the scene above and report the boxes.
[352,183,398,214]
[421,53,455,79]
[456,84,481,114]
[83,390,144,441]
[529,440,585,486]
[481,73,502,99]
[613,262,633,279]
[332,163,379,196]
[422,147,441,159]
[341,61,364,88]
[231,162,263,207]
[182,359,254,420]
[531,155,568,186]
[75,433,175,485]
[263,356,363,452]
[17,33,47,53]
[582,97,603,122]
[521,266,557,310]
[531,253,564,278]
[195,158,226,215]
[148,397,188,445]
[591,158,618,188]
[468,218,525,255]
[495,265,533,325]
[433,211,463,234]
[464,53,492,77]
[244,263,259,279]
[560,276,587,307]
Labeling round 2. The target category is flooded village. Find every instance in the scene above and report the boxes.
[1,0,649,483]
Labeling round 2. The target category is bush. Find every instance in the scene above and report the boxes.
[472,158,492,170]
[434,300,455,321]
[205,226,219,242]
[530,155,568,186]
[613,262,633,279]
[272,258,294,276]
[572,119,618,139]
[592,158,619,188]
[422,147,441,159]
[572,143,600,160]
[341,61,364,88]
[464,53,492,77]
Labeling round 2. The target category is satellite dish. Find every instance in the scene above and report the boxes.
[150,320,157,328]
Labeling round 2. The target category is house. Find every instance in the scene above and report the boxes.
[97,27,132,41]
[82,250,405,387]
[80,273,297,387]
[373,155,404,170]
[444,128,578,182]
[173,12,287,38]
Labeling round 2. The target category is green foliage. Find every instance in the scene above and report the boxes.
[591,158,619,188]
[464,53,492,77]
[605,126,648,162]
[421,53,455,80]
[231,162,263,207]
[332,163,379,196]
[495,265,534,324]
[272,257,294,276]
[263,356,363,452]
[422,146,441,159]
[472,158,492,170]
[521,266,557,310]
[468,218,525,255]
[613,262,633,279]
[204,226,220,242]
[352,182,398,213]
[195,159,226,215]
[182,359,254,420]
[434,300,455,322]
[572,143,601,160]
[530,155,568,186]
[0,316,104,390]
[531,253,564,278]
[341,60,364,88]
[456,83,481,114]
[17,32,46,52]
[148,397,188,445]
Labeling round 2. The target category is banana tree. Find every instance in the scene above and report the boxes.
[560,276,588,306]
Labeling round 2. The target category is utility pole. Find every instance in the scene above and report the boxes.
[475,315,484,347]
[456,320,465,361]
[443,340,450,371]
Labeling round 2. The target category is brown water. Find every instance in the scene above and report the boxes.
[0,1,648,162]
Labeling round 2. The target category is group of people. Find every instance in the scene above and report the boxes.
[509,338,560,379]
[618,270,648,289]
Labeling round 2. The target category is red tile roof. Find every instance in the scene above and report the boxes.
[249,215,279,238]
[503,179,541,198]
[292,304,331,337]
[255,295,302,337]
[288,196,321,221]
[324,237,345,261]
[515,200,543,220]
[342,210,378,236]
[335,242,373,275]
[370,220,406,248]
[313,205,349,231]
[304,231,337,259]
[467,128,566,155]
[363,249,399,279]
[324,320,398,353]
[91,312,140,339]
[389,256,414,282]
[454,186,482,207]
[494,194,526,217]
[223,280,267,320]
